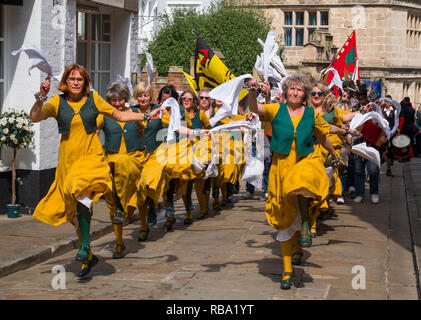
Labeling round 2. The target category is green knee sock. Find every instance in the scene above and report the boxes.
[297,195,310,233]
[77,202,91,251]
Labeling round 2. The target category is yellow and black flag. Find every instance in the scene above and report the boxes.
[192,34,249,110]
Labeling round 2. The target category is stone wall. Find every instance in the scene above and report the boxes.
[258,1,421,101]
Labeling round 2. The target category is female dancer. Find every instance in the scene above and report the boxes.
[309,81,358,235]
[30,65,159,277]
[186,90,211,222]
[132,81,169,241]
[97,82,144,258]
[163,90,201,230]
[248,74,338,289]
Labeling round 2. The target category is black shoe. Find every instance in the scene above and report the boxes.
[386,169,392,176]
[138,228,149,241]
[76,254,99,278]
[112,244,126,259]
[184,217,193,225]
[164,217,176,231]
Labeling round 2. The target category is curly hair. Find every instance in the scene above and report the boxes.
[281,74,311,105]
[311,81,337,112]
[105,82,130,104]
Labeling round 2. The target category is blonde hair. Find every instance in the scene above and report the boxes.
[311,81,337,112]
[132,81,154,105]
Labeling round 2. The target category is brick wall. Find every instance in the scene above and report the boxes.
[140,66,193,101]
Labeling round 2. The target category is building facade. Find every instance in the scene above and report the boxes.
[244,0,421,101]
[137,0,216,53]
[0,0,139,213]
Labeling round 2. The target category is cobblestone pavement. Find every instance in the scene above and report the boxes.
[0,161,419,300]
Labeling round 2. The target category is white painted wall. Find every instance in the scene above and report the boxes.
[3,0,45,171]
[1,0,138,171]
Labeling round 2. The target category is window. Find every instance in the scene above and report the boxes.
[166,2,202,17]
[309,12,317,26]
[76,11,111,97]
[321,11,329,26]
[296,28,304,46]
[284,28,292,46]
[282,10,330,47]
[407,12,421,49]
[295,12,304,25]
[284,12,292,25]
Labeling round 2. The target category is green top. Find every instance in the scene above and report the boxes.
[57,92,98,135]
[191,110,203,129]
[142,104,165,153]
[270,103,315,156]
[102,106,144,153]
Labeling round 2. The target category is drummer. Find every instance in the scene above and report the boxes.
[380,95,398,176]
[352,83,381,204]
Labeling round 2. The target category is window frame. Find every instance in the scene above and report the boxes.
[76,9,112,97]
[407,12,421,50]
[282,9,330,47]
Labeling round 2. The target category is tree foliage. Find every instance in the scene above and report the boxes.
[143,1,273,77]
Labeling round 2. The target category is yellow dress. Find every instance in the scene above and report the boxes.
[158,109,198,196]
[33,92,115,226]
[264,103,330,239]
[137,109,170,205]
[97,114,145,218]
[213,111,246,186]
[316,106,347,199]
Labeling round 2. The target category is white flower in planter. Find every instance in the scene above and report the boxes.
[3,128,9,134]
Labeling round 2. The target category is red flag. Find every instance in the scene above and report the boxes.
[327,30,359,91]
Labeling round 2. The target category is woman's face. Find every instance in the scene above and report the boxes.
[110,97,127,111]
[342,90,350,100]
[287,83,305,106]
[310,86,325,107]
[161,92,171,103]
[199,91,211,109]
[181,92,194,108]
[66,70,85,96]
[137,92,151,107]
[215,99,224,107]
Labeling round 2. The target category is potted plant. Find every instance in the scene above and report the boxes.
[0,108,34,218]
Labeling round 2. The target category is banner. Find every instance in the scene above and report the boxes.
[193,34,249,110]
[327,30,359,90]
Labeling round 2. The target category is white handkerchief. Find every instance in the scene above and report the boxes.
[324,67,343,91]
[116,74,134,102]
[11,45,53,76]
[161,97,181,141]
[351,142,381,168]
[350,111,391,140]
[146,53,154,86]
[209,74,252,126]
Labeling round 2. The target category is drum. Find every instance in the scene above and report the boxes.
[392,134,411,160]
[357,120,387,147]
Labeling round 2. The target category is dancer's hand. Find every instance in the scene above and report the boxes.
[40,76,51,97]
[150,108,161,120]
